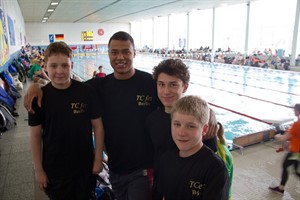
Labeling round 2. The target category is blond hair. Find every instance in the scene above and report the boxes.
[204,108,227,145]
[171,95,209,126]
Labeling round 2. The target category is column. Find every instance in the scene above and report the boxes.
[290,0,300,66]
[244,2,250,56]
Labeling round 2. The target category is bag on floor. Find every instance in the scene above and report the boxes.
[0,109,7,131]
[0,104,16,130]
[0,71,21,100]
[93,162,115,200]
[0,84,15,110]
[8,64,18,75]
[12,75,23,90]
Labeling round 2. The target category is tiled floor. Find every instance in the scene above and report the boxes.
[0,82,299,200]
[0,82,48,200]
[232,142,300,200]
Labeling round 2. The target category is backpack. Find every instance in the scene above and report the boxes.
[0,109,7,131]
[0,104,16,131]
[11,74,23,90]
[0,71,21,100]
[8,64,18,75]
[0,83,15,109]
[93,162,116,200]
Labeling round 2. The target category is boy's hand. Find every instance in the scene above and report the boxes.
[274,133,289,141]
[34,169,48,191]
[24,83,43,113]
[92,159,103,175]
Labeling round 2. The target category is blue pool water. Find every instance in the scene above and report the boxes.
[72,53,300,144]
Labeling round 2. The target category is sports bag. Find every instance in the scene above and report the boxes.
[0,104,16,130]
[0,109,7,131]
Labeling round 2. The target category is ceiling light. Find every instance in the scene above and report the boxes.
[42,20,47,23]
[51,2,59,6]
[43,17,48,20]
[48,9,54,12]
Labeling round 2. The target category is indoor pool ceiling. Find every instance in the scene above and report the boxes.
[17,0,259,23]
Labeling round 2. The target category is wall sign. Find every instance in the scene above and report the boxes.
[98,29,104,36]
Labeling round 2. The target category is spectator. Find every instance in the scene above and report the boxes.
[269,103,300,195]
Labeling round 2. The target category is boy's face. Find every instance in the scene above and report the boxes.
[46,53,72,89]
[171,111,208,158]
[108,39,136,79]
[157,73,188,113]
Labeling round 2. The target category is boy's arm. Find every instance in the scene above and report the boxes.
[91,117,104,174]
[30,125,48,191]
[24,83,43,114]
[40,69,51,81]
[275,132,291,141]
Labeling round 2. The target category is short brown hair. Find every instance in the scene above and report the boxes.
[44,42,72,62]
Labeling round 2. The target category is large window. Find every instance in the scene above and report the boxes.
[169,13,188,50]
[249,0,296,56]
[140,19,153,50]
[131,0,300,57]
[189,9,213,50]
[153,16,168,50]
[214,4,247,53]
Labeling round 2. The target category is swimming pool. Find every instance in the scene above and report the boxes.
[72,53,300,145]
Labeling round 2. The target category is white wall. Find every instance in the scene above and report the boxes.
[25,22,130,46]
[3,0,26,54]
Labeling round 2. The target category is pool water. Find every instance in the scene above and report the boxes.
[72,53,300,144]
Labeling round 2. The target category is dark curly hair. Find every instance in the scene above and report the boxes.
[152,59,190,84]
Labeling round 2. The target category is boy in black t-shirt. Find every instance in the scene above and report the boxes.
[157,95,229,200]
[147,59,218,200]
[29,42,104,200]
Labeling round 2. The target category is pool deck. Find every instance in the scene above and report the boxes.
[0,81,299,200]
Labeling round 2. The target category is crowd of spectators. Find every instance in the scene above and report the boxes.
[139,46,295,71]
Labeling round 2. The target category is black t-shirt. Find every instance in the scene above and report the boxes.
[157,145,229,200]
[203,136,217,152]
[87,69,162,174]
[29,80,101,179]
[146,108,176,173]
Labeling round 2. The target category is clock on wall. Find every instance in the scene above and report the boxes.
[98,29,104,36]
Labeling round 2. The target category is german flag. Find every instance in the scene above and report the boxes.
[55,34,64,41]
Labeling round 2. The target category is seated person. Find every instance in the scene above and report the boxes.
[28,59,51,85]
[28,59,43,79]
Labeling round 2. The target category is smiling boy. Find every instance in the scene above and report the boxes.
[29,41,104,200]
[156,95,229,200]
